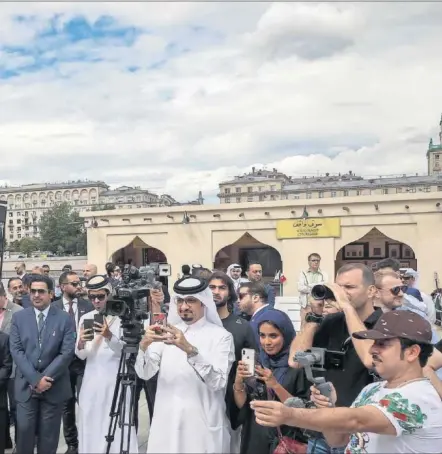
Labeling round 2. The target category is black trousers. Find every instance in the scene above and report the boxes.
[0,409,7,454]
[62,368,84,448]
[7,378,16,445]
[134,373,158,431]
[16,395,63,454]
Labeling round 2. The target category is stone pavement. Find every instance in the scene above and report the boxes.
[6,393,150,454]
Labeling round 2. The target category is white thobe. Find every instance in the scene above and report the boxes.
[135,317,235,454]
[76,310,138,454]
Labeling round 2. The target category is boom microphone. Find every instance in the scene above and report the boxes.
[284,397,305,408]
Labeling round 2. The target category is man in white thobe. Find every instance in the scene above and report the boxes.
[75,275,138,454]
[135,277,235,454]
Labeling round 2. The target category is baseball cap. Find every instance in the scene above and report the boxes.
[353,310,432,345]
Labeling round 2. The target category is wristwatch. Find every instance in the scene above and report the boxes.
[187,346,199,358]
[305,313,324,324]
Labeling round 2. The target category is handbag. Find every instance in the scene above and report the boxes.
[266,389,307,454]
[273,427,307,454]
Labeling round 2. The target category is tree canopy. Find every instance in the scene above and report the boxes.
[38,202,87,255]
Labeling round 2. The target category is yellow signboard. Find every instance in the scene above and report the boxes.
[276,218,341,239]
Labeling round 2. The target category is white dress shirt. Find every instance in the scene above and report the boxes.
[63,297,79,328]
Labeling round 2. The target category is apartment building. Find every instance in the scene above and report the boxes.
[99,186,178,209]
[219,115,442,204]
[0,181,202,243]
[0,180,109,242]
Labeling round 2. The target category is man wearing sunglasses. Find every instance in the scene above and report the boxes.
[52,271,94,454]
[9,274,75,454]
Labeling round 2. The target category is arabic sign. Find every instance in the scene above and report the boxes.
[276,218,341,239]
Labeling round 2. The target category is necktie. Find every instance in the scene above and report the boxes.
[68,301,75,318]
[38,312,45,345]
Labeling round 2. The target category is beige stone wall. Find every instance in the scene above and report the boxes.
[82,192,442,294]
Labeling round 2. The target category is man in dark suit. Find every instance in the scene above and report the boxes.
[1,281,23,451]
[0,331,12,454]
[52,271,94,454]
[9,274,75,454]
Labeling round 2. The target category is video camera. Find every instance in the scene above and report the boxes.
[311,284,335,301]
[105,264,166,352]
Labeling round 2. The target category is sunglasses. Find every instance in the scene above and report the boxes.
[30,288,48,295]
[64,281,81,287]
[238,292,251,300]
[389,285,407,296]
[88,294,106,301]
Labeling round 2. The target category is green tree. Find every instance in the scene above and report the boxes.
[18,237,41,257]
[7,240,21,251]
[38,202,87,255]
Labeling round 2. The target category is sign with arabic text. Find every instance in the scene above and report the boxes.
[276,218,341,239]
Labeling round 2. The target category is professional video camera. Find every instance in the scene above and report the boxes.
[104,263,169,454]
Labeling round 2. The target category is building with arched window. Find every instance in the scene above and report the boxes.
[82,191,442,295]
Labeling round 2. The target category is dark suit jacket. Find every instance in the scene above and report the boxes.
[21,294,32,309]
[9,305,75,404]
[52,298,94,373]
[0,332,12,409]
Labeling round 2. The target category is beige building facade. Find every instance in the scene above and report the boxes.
[83,191,442,295]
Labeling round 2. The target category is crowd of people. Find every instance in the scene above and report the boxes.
[0,257,441,454]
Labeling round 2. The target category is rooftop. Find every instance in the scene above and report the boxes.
[0,180,109,193]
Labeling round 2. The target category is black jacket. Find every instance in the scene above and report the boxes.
[0,332,12,409]
[52,297,94,373]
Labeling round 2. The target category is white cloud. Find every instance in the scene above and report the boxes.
[0,2,442,203]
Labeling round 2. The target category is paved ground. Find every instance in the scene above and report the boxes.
[6,393,150,453]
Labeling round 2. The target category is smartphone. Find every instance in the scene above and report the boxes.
[151,313,167,332]
[242,348,256,374]
[94,313,104,332]
[83,319,94,340]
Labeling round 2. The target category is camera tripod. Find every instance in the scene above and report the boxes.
[105,344,138,454]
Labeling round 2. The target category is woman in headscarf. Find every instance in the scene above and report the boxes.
[233,310,309,454]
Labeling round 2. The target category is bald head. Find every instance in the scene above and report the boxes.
[31,266,44,275]
[83,264,98,279]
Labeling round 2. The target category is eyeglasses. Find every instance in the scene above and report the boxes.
[30,288,48,295]
[88,294,106,301]
[176,297,200,306]
[238,292,251,300]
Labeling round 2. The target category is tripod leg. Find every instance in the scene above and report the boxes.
[105,352,124,454]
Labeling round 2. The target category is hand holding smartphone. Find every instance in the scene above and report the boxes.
[151,313,167,334]
[94,313,105,332]
[242,348,256,375]
[83,319,94,341]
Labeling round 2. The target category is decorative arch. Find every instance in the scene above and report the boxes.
[107,234,169,268]
[335,227,417,272]
[213,231,282,278]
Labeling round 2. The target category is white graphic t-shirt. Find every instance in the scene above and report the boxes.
[345,379,442,453]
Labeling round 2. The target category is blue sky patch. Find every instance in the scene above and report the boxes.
[0,14,143,79]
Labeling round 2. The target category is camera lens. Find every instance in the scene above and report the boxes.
[311,284,335,301]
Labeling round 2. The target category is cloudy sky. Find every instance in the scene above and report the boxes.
[1,2,442,204]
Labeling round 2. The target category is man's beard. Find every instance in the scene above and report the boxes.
[214,297,228,308]
[67,290,79,299]
[180,313,194,322]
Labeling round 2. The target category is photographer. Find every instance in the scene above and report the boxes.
[289,263,382,453]
[75,275,138,454]
[252,310,442,453]
[135,277,235,453]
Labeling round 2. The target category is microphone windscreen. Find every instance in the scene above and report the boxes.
[284,397,305,408]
